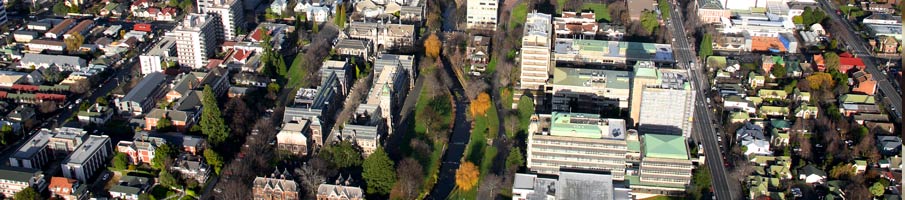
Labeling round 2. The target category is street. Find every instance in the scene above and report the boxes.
[816,0,902,121]
[665,1,738,199]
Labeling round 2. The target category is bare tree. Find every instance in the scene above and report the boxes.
[224,98,253,138]
[477,174,503,199]
[216,178,251,199]
[410,138,432,160]
[295,157,328,199]
[37,102,58,114]
[392,158,424,199]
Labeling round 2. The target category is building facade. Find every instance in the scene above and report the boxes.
[550,67,632,114]
[519,11,553,90]
[61,135,112,182]
[0,168,46,198]
[635,133,692,196]
[527,112,629,180]
[252,169,299,200]
[171,13,222,69]
[465,0,497,30]
[197,0,243,41]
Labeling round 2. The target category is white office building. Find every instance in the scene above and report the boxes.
[170,14,223,69]
[519,11,553,90]
[61,135,112,182]
[139,36,176,76]
[466,0,498,30]
[197,0,243,40]
[637,69,695,137]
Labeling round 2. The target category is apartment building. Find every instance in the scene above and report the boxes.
[9,131,52,169]
[519,11,553,90]
[139,36,176,76]
[197,0,243,40]
[465,0,497,30]
[527,112,629,180]
[171,13,222,69]
[0,167,46,198]
[635,133,692,196]
[553,39,675,65]
[550,66,631,114]
[637,69,695,137]
[115,72,167,116]
[61,135,113,182]
[629,61,658,126]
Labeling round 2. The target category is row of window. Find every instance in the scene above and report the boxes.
[533,139,627,149]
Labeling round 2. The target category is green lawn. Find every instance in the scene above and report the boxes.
[451,102,500,199]
[517,96,535,135]
[287,53,308,89]
[509,2,528,29]
[582,3,611,22]
[658,0,670,18]
[409,82,453,198]
[150,185,176,200]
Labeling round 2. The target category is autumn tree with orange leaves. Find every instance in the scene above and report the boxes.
[455,161,479,191]
[470,92,491,117]
[425,33,441,59]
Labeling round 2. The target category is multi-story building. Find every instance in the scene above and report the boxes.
[252,169,299,200]
[9,131,52,169]
[465,0,497,30]
[629,61,658,126]
[276,121,308,157]
[170,13,222,69]
[527,112,629,180]
[197,0,243,40]
[61,135,112,182]
[115,139,159,165]
[0,167,46,198]
[18,53,87,71]
[519,11,553,90]
[513,169,632,200]
[115,72,167,116]
[171,155,210,183]
[316,184,363,200]
[0,1,7,26]
[552,39,675,66]
[553,11,598,38]
[48,177,88,200]
[550,67,631,114]
[697,0,730,24]
[139,36,176,76]
[635,133,692,196]
[347,22,416,52]
[637,69,694,137]
[46,127,89,157]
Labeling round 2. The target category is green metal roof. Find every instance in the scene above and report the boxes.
[549,112,609,139]
[634,67,659,79]
[642,133,688,160]
[840,94,875,104]
[758,89,788,98]
[627,140,641,152]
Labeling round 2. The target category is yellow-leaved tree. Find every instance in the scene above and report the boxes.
[455,161,479,191]
[470,92,491,117]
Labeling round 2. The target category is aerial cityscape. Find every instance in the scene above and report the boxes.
[0,0,898,199]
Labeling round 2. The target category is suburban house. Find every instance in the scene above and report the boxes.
[0,167,47,198]
[798,165,827,184]
[737,123,771,157]
[109,175,151,200]
[48,177,88,200]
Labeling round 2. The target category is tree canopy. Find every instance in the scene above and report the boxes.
[112,152,129,170]
[806,72,834,91]
[362,148,396,195]
[151,143,174,170]
[870,182,886,197]
[823,52,840,71]
[425,33,441,59]
[204,149,224,175]
[13,187,39,200]
[801,7,826,26]
[506,147,524,171]
[159,170,178,188]
[771,62,786,78]
[639,11,659,34]
[201,85,229,146]
[455,161,480,191]
[470,92,491,117]
[318,141,363,168]
[64,33,85,52]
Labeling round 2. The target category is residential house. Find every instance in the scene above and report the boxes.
[798,165,827,184]
[872,35,899,54]
[737,123,771,157]
[18,54,87,71]
[77,104,113,125]
[813,54,826,71]
[48,177,88,200]
[0,167,47,198]
[270,0,288,16]
[252,169,299,200]
[761,55,783,75]
[794,104,819,119]
[839,94,878,116]
[316,183,363,200]
[133,132,205,155]
[838,53,866,73]
[115,139,160,165]
[854,160,868,173]
[852,71,878,95]
[759,106,790,117]
[878,136,902,155]
[757,89,788,100]
[748,72,765,88]
[306,6,331,22]
[723,95,756,113]
[109,175,150,200]
[277,121,308,157]
[171,154,209,183]
[44,18,76,39]
[467,35,490,73]
[61,135,112,182]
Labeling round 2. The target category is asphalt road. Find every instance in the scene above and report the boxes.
[816,0,902,121]
[665,1,737,199]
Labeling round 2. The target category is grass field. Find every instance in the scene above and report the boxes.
[287,53,307,89]
[509,2,528,29]
[582,3,611,22]
[410,83,453,198]
[450,102,499,199]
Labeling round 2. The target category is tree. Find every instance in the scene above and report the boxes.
[179,0,192,12]
[13,187,39,200]
[470,92,491,117]
[362,148,395,195]
[801,7,826,26]
[823,52,840,71]
[391,158,423,200]
[113,152,129,170]
[506,147,524,171]
[639,11,659,34]
[829,163,855,179]
[53,1,68,16]
[318,141,362,168]
[156,116,173,132]
[159,170,178,188]
[64,32,85,52]
[0,124,11,145]
[151,143,174,170]
[771,61,786,78]
[68,5,79,13]
[96,97,109,106]
[699,33,713,58]
[806,72,834,91]
[201,85,230,146]
[266,83,280,100]
[168,0,179,7]
[424,33,441,59]
[870,182,885,196]
[204,149,224,175]
[312,21,319,34]
[783,80,798,94]
[334,4,346,27]
[456,162,479,191]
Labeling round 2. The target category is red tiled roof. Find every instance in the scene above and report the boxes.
[161,7,176,15]
[131,0,148,7]
[839,52,854,58]
[232,49,250,61]
[839,57,864,67]
[147,7,160,14]
[853,79,877,95]
[249,29,273,42]
[49,177,77,195]
[207,59,223,69]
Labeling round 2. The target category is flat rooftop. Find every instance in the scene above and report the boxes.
[642,133,688,160]
[552,67,630,90]
[12,130,52,159]
[549,112,626,140]
[553,39,674,62]
[64,135,110,165]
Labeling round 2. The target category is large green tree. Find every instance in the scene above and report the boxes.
[318,141,363,168]
[112,152,129,170]
[771,62,786,78]
[699,33,713,59]
[823,52,840,71]
[801,7,826,26]
[200,85,229,146]
[151,143,174,170]
[204,149,224,175]
[362,148,396,195]
[156,116,173,132]
[13,187,39,200]
[159,170,178,188]
[506,147,524,171]
[870,182,885,197]
[639,11,659,34]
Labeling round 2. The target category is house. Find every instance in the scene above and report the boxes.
[794,104,819,119]
[723,95,756,113]
[171,154,210,183]
[77,104,113,125]
[316,183,363,200]
[0,167,47,198]
[854,160,868,173]
[48,177,88,200]
[771,132,789,147]
[109,175,151,200]
[277,121,308,157]
[252,169,299,200]
[748,72,765,88]
[838,53,866,73]
[133,132,205,155]
[757,89,788,100]
[872,35,899,54]
[798,165,827,184]
[737,123,772,157]
[761,55,783,75]
[145,91,201,132]
[759,106,790,117]
[270,0,288,16]
[45,18,76,39]
[307,6,331,22]
[877,135,902,155]
[467,36,490,73]
[813,54,826,71]
[852,71,878,95]
[19,54,87,71]
[115,139,160,165]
